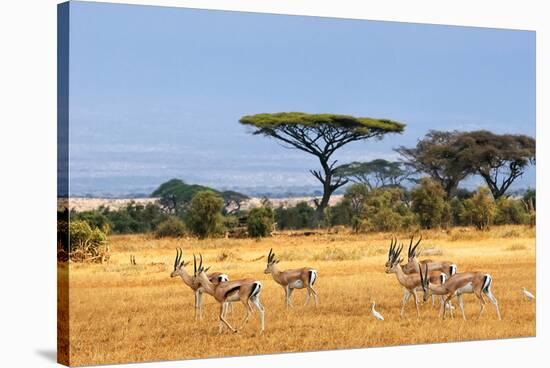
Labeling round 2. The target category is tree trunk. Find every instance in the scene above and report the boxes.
[316,181,332,216]
[313,159,333,224]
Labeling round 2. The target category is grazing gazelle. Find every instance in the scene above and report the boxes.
[194,254,265,334]
[385,238,448,319]
[264,248,318,307]
[170,248,229,320]
[418,261,502,321]
[401,235,457,277]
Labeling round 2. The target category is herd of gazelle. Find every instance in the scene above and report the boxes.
[170,235,506,334]
[385,235,501,320]
[170,247,318,334]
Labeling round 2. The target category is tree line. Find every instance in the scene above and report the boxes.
[61,111,535,255]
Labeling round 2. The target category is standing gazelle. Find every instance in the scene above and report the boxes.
[418,262,502,321]
[264,248,318,307]
[385,238,448,319]
[401,235,457,277]
[170,248,229,320]
[194,254,265,334]
[401,235,457,306]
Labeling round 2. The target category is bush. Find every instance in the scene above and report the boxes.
[72,203,168,235]
[274,202,315,230]
[461,187,496,230]
[154,217,187,238]
[411,178,451,229]
[65,220,109,262]
[72,210,111,234]
[494,197,530,225]
[185,190,225,238]
[329,201,352,227]
[247,207,274,237]
[359,187,416,232]
[450,197,467,226]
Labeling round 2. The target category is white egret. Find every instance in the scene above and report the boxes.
[522,287,535,300]
[371,301,384,321]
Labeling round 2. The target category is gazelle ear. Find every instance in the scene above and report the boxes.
[275,260,280,263]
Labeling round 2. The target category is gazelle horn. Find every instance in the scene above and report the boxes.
[174,248,181,270]
[412,235,422,257]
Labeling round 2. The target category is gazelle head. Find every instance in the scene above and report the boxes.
[401,235,422,274]
[418,262,432,303]
[264,248,280,274]
[170,248,190,277]
[193,253,211,282]
[385,237,403,273]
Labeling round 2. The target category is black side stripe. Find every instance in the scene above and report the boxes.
[223,285,240,299]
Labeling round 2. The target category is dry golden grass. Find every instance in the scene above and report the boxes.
[62,225,536,366]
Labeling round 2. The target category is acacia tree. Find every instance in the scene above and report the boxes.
[396,131,473,198]
[336,159,411,189]
[456,131,535,199]
[239,112,405,219]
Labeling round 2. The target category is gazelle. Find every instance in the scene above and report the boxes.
[418,262,502,321]
[194,254,265,334]
[401,235,457,305]
[264,248,318,307]
[385,238,448,319]
[401,235,457,277]
[170,248,229,320]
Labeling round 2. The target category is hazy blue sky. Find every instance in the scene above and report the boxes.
[67,1,535,196]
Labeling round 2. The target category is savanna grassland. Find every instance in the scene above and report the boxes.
[60,225,536,366]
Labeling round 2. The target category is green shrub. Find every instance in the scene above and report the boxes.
[69,220,107,248]
[360,187,416,232]
[494,197,530,225]
[154,217,186,238]
[411,178,451,229]
[67,220,109,262]
[247,207,274,237]
[274,202,315,230]
[185,190,225,238]
[461,187,496,230]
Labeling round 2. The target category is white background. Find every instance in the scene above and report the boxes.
[0,0,546,367]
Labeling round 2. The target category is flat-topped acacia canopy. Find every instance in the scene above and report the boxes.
[239,112,406,221]
[239,112,405,135]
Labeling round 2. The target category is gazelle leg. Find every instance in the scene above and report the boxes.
[219,302,237,333]
[305,288,311,306]
[442,295,454,319]
[218,303,225,334]
[310,287,318,307]
[432,295,436,306]
[201,291,204,320]
[401,289,411,318]
[225,301,233,315]
[239,299,253,329]
[438,296,445,317]
[285,285,290,308]
[485,289,501,320]
[287,287,294,307]
[194,290,200,321]
[477,293,486,320]
[251,296,265,334]
[412,289,420,319]
[457,294,466,320]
